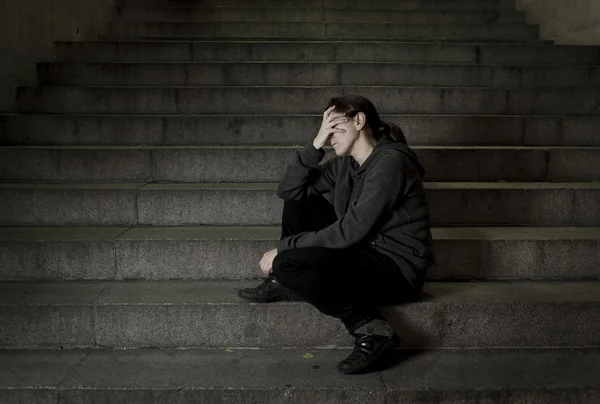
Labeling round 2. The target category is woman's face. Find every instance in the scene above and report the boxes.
[330,113,362,156]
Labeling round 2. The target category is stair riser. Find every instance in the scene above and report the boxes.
[10,387,600,404]
[3,115,600,147]
[1,236,599,280]
[17,87,600,115]
[0,187,597,226]
[55,42,600,65]
[116,9,526,24]
[118,0,517,11]
[38,63,600,87]
[0,300,597,348]
[105,22,539,40]
[0,148,597,182]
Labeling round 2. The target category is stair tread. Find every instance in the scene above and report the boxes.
[2,348,600,395]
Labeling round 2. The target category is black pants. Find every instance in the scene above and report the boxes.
[272,195,419,334]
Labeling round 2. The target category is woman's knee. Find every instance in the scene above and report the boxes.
[272,250,297,280]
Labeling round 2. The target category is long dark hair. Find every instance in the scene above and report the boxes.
[326,95,407,144]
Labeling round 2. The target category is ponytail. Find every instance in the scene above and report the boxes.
[378,121,407,145]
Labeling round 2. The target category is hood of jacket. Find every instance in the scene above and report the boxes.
[348,137,425,178]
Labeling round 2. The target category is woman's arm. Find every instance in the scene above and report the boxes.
[276,143,338,200]
[278,150,407,252]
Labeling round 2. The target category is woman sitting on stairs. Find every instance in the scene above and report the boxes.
[238,94,435,374]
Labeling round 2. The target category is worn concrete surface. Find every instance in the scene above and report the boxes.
[37,62,600,87]
[3,114,600,146]
[1,226,600,280]
[53,41,600,65]
[17,86,600,115]
[5,145,599,182]
[2,347,599,403]
[1,280,600,348]
[1,182,599,226]
[116,8,526,24]
[104,21,539,41]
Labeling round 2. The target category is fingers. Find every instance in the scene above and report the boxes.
[325,117,348,129]
[323,106,346,122]
[323,105,335,118]
[327,114,347,124]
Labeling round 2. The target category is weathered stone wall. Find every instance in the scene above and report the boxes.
[516,0,600,45]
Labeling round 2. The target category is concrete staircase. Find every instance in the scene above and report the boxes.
[1,0,600,402]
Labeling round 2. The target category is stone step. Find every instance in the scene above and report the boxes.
[0,280,599,348]
[54,41,600,65]
[0,182,598,227]
[1,226,599,281]
[104,21,539,41]
[37,62,600,87]
[16,86,600,115]
[4,347,600,404]
[2,348,600,403]
[2,114,600,147]
[1,146,598,182]
[116,7,527,24]
[118,0,518,11]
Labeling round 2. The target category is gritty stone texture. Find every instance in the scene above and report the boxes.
[0,305,95,348]
[135,182,600,226]
[0,147,152,182]
[0,280,592,348]
[6,114,571,147]
[0,183,140,226]
[5,114,598,147]
[55,41,196,62]
[0,114,164,146]
[2,183,600,227]
[17,86,600,115]
[1,146,597,183]
[2,226,600,281]
[60,349,384,404]
[136,184,282,226]
[115,233,276,279]
[117,8,526,24]
[0,238,115,280]
[2,348,600,404]
[427,184,583,226]
[479,43,600,65]
[548,148,600,181]
[0,282,109,347]
[382,348,600,403]
[52,41,600,66]
[1,281,600,348]
[38,62,597,87]
[0,349,86,387]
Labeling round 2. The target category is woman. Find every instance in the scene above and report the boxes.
[238,95,435,374]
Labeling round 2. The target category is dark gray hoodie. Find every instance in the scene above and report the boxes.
[276,137,435,290]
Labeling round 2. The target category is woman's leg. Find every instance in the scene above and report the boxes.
[237,194,337,302]
[272,244,416,333]
[272,244,417,374]
[280,194,338,239]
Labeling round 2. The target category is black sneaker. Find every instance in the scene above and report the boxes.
[237,275,303,303]
[337,333,400,374]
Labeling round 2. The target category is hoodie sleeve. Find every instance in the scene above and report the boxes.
[278,150,407,252]
[276,143,338,200]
